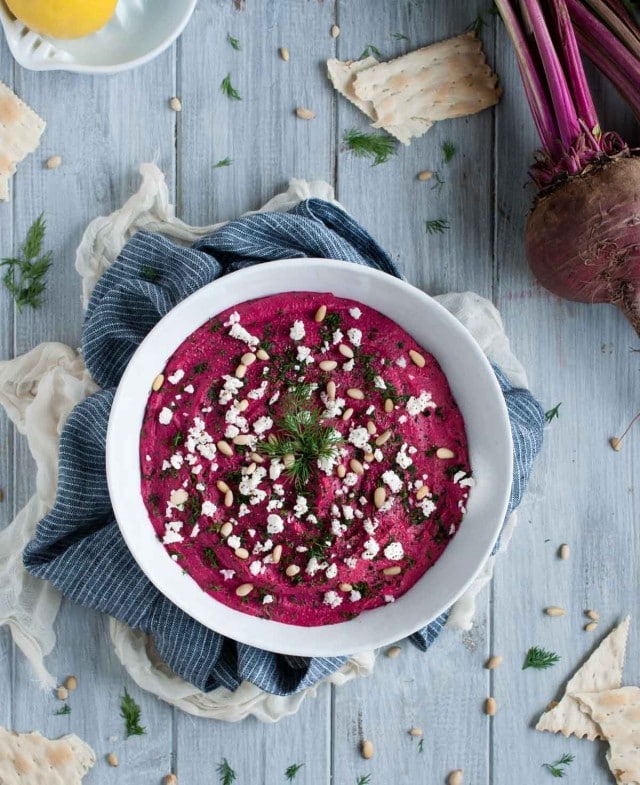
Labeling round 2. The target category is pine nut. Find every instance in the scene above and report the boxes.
[279,46,290,61]
[327,380,336,401]
[350,459,364,475]
[217,440,234,456]
[586,609,600,621]
[169,97,182,112]
[283,453,296,469]
[315,305,327,322]
[374,487,386,509]
[106,752,119,767]
[235,547,249,560]
[251,451,265,463]
[610,436,622,451]
[320,360,338,371]
[417,170,433,181]
[436,447,455,459]
[272,544,283,564]
[164,776,178,785]
[233,434,253,445]
[339,344,354,358]
[347,388,364,400]
[256,349,270,361]
[486,655,503,670]
[485,697,497,716]
[296,107,316,120]
[236,583,253,597]
[366,420,376,435]
[152,373,164,391]
[220,522,233,538]
[238,399,249,411]
[246,462,256,474]
[331,23,340,38]
[336,464,346,478]
[46,155,62,169]
[65,675,78,691]
[386,645,401,658]
[286,564,301,577]
[235,364,247,379]
[409,727,423,737]
[241,352,256,366]
[559,543,570,560]
[384,398,394,413]
[339,583,353,592]
[363,452,375,463]
[224,489,234,507]
[170,488,188,505]
[375,430,391,446]
[383,566,401,576]
[416,485,430,500]
[216,480,230,493]
[409,349,426,368]
[361,739,374,759]
[56,686,68,701]
[342,407,354,421]
[585,622,598,632]
[448,770,463,785]
[545,606,566,617]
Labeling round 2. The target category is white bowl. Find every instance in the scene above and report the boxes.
[107,259,513,656]
[0,0,197,74]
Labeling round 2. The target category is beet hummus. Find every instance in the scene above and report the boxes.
[140,292,473,626]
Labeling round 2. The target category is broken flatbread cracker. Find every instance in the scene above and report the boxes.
[0,727,96,784]
[574,688,640,785]
[327,56,431,144]
[352,32,501,145]
[536,615,630,741]
[0,81,46,202]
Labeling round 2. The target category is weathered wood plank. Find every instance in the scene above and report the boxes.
[492,18,640,785]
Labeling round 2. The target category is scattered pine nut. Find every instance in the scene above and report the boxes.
[169,97,182,112]
[241,352,256,366]
[409,727,423,737]
[366,420,377,435]
[326,380,336,401]
[384,398,394,413]
[283,453,296,469]
[585,622,598,632]
[163,776,178,785]
[235,363,247,379]
[238,399,250,412]
[586,609,600,621]
[342,407,354,421]
[336,464,346,478]
[286,564,301,577]
[339,582,353,592]
[224,489,234,508]
[545,606,566,617]
[386,645,401,658]
[409,349,426,368]
[256,348,270,361]
[220,522,233,538]
[331,23,340,38]
[251,452,265,464]
[609,436,622,451]
[485,655,503,670]
[233,434,253,446]
[319,360,338,371]
[383,566,402,576]
[55,686,68,701]
[46,155,62,170]
[235,583,254,597]
[559,543,570,560]
[272,544,283,564]
[416,485,430,501]
[339,344,354,358]
[216,480,230,494]
[246,462,256,475]
[295,107,316,120]
[375,430,391,446]
[217,440,234,456]
[65,675,78,691]
[279,46,290,61]
[315,304,327,322]
[152,373,164,391]
[485,697,497,716]
[448,770,463,785]
[347,388,364,400]
[361,739,374,759]
[363,452,375,463]
[374,486,386,509]
[417,170,433,181]
[234,547,249,560]
[436,447,455,459]
[350,459,364,475]
[106,752,119,767]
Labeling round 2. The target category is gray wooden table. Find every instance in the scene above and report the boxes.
[1,2,638,783]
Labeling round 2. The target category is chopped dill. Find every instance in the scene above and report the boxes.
[213,157,233,169]
[220,73,242,101]
[343,129,397,166]
[54,704,71,716]
[523,646,560,670]
[441,140,457,163]
[227,34,241,50]
[542,753,575,778]
[285,762,305,780]
[141,266,160,282]
[217,758,237,785]
[120,687,146,737]
[1,213,53,311]
[391,32,409,41]
[430,171,446,193]
[425,218,450,235]
[359,43,383,59]
[545,403,562,423]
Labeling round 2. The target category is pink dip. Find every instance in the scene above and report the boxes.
[140,292,473,626]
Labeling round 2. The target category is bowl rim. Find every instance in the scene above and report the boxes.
[106,258,513,656]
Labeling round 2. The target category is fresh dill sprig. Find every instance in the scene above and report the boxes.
[54,704,71,716]
[545,403,562,423]
[425,218,449,235]
[441,140,457,163]
[227,34,241,50]
[220,73,242,101]
[120,687,146,738]
[217,758,237,785]
[417,738,424,753]
[343,129,397,166]
[542,753,575,778]
[141,265,160,282]
[391,32,409,41]
[359,43,383,59]
[213,157,233,169]
[356,776,371,785]
[285,762,305,780]
[431,171,446,194]
[523,646,560,670]
[1,213,53,311]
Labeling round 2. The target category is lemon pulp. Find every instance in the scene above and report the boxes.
[5,0,119,39]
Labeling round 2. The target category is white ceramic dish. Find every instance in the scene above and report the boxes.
[0,0,197,74]
[107,259,513,656]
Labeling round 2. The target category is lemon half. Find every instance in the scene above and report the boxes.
[6,0,118,39]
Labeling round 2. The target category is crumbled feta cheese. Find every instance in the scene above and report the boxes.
[395,444,413,469]
[349,307,362,320]
[344,556,358,569]
[162,520,184,545]
[382,470,403,493]
[306,557,327,576]
[184,384,194,394]
[323,590,343,609]
[406,391,437,416]
[343,472,359,487]
[168,369,184,385]
[320,393,345,418]
[170,453,184,470]
[201,501,217,517]
[294,495,309,517]
[326,563,338,579]
[224,311,240,327]
[317,451,340,476]
[195,483,205,492]
[331,519,347,537]
[296,345,314,364]
[396,356,407,368]
[273,483,285,496]
[229,322,260,348]
[247,380,269,400]
[366,405,375,416]
[253,416,273,435]
[384,594,395,603]
[262,594,274,605]
[266,514,284,534]
[342,359,355,372]
[227,535,241,549]
[342,505,354,521]
[362,538,380,560]
[190,523,200,538]
[306,513,318,525]
[158,407,173,425]
[268,390,281,405]
[220,569,236,580]
[363,518,378,535]
[332,329,343,345]
[373,375,386,390]
[350,590,362,602]
[384,541,404,561]
[418,497,437,518]
[249,560,263,576]
[347,328,362,347]
[348,427,371,450]
[290,320,306,341]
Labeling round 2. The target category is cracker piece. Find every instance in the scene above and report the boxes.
[326,56,431,145]
[352,32,501,145]
[535,616,630,740]
[574,688,640,785]
[0,728,96,784]
[0,82,46,202]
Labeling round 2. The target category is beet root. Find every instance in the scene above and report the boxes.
[525,156,640,335]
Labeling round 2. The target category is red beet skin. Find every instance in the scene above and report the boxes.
[525,156,640,335]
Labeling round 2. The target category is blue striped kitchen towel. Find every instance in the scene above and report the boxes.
[23,199,544,696]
